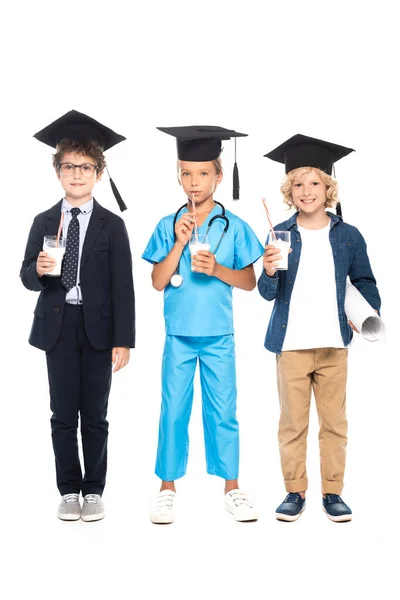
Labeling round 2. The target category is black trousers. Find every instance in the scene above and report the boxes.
[46,304,112,496]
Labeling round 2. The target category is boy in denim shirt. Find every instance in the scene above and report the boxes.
[258,134,380,522]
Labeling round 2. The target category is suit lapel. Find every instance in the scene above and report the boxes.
[80,199,105,271]
[44,200,63,236]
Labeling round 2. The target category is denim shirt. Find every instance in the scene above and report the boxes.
[257,212,381,354]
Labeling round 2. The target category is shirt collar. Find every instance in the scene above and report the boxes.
[62,198,94,215]
[287,210,342,230]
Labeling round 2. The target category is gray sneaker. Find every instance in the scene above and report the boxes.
[57,493,81,521]
[81,494,105,522]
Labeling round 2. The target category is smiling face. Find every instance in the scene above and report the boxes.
[56,151,103,205]
[178,160,223,209]
[291,168,327,216]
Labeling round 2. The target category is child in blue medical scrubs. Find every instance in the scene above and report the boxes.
[142,126,263,523]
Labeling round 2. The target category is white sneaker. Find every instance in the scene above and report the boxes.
[57,493,81,521]
[225,489,258,522]
[150,490,176,524]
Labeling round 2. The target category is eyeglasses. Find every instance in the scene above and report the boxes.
[58,162,98,177]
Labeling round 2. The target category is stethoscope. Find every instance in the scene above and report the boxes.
[170,200,229,288]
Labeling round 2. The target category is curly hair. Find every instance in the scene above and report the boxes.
[280,166,339,210]
[52,138,106,172]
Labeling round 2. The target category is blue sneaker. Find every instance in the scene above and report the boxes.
[323,494,352,522]
[275,493,305,521]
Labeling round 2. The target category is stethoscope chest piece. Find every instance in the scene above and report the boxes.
[170,273,183,288]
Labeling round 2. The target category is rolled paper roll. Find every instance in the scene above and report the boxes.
[345,280,385,342]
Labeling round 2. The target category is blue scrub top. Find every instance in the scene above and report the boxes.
[142,203,264,336]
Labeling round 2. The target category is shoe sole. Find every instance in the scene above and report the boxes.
[150,515,174,524]
[81,513,105,522]
[323,508,352,522]
[275,507,305,522]
[57,513,81,521]
[225,508,258,522]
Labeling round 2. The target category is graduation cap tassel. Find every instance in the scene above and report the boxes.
[106,168,127,212]
[233,138,240,200]
[233,163,239,200]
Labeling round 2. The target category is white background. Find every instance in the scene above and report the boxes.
[1,1,399,598]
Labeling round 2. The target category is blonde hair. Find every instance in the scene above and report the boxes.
[177,157,223,175]
[211,157,223,175]
[280,166,339,210]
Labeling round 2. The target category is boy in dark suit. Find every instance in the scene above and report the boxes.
[20,111,135,521]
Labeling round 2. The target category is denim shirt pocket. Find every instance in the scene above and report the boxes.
[338,239,355,271]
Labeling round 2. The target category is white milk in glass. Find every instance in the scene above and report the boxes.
[269,231,291,270]
[43,235,66,276]
[189,233,210,272]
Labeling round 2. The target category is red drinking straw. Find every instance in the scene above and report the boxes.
[191,193,199,242]
[56,211,64,248]
[261,198,277,240]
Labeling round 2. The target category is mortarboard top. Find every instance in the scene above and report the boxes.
[33,110,126,150]
[34,110,127,211]
[157,125,247,161]
[157,125,247,199]
[264,134,354,176]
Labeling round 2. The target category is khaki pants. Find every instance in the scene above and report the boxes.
[276,348,348,495]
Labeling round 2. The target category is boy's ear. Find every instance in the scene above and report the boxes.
[96,169,104,182]
[55,167,61,181]
[216,170,223,186]
[177,174,182,186]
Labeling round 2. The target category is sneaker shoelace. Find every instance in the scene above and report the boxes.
[285,493,303,503]
[63,493,79,503]
[84,494,100,504]
[325,494,342,504]
[229,491,253,508]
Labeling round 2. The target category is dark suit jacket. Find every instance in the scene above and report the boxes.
[20,199,135,352]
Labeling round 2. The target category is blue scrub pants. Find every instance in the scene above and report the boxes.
[156,334,239,481]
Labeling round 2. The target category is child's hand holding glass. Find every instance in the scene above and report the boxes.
[263,244,289,276]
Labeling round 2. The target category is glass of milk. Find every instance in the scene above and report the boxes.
[268,230,291,270]
[43,235,66,276]
[189,233,211,271]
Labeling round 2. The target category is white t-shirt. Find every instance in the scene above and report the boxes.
[282,224,344,352]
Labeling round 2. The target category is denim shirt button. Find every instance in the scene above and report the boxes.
[282,324,286,328]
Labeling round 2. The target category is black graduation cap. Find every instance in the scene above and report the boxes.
[264,134,355,217]
[157,125,248,200]
[34,110,127,211]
